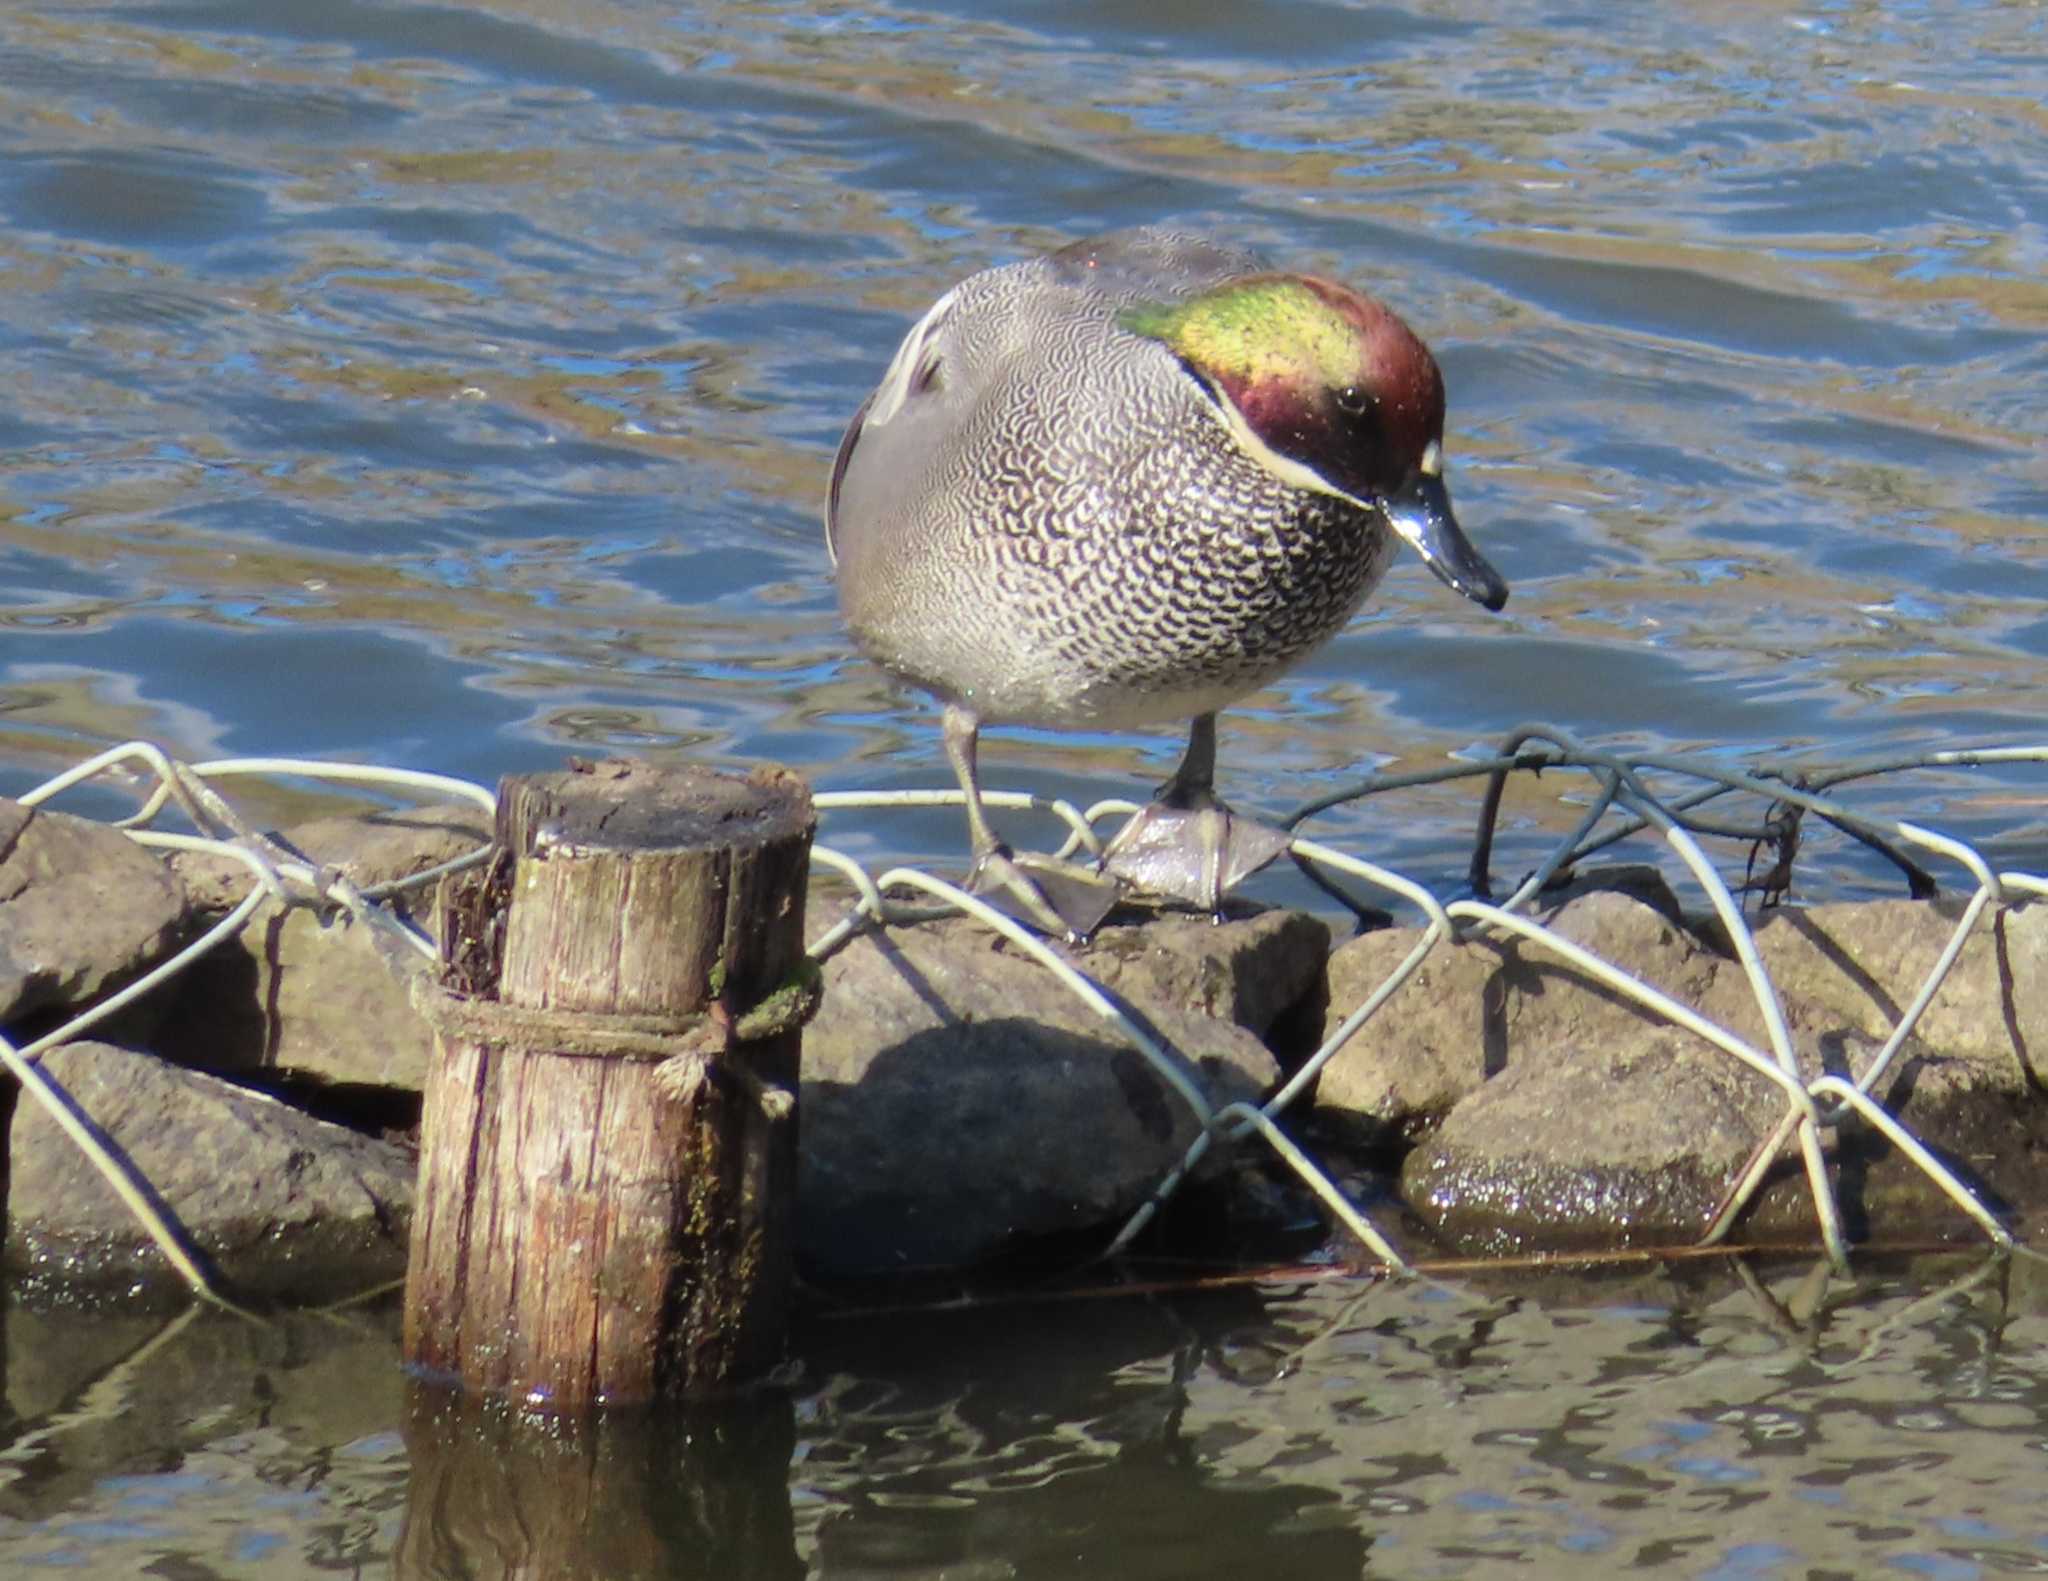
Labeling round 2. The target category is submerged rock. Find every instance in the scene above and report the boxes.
[8,1040,414,1303]
[799,906,1326,1276]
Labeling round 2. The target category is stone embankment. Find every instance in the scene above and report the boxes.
[2,801,2038,1299]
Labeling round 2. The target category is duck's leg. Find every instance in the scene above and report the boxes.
[1101,712,1293,913]
[942,704,1120,938]
[941,704,1009,873]
[1160,711,1221,808]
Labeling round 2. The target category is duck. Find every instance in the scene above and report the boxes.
[826,226,1508,934]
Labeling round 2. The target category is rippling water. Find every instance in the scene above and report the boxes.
[2,0,2045,1573]
[6,1255,2048,1578]
[1,0,2042,883]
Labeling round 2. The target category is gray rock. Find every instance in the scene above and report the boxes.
[167,804,491,915]
[1706,896,2048,1246]
[156,804,490,1088]
[799,909,1319,1275]
[1714,897,2048,1077]
[0,798,188,1027]
[1070,906,1329,1047]
[8,1040,414,1302]
[1319,888,1716,1147]
[1369,891,2048,1254]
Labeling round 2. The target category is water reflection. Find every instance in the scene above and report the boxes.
[785,1254,2048,1579]
[10,1254,2046,1576]
[397,1389,804,1580]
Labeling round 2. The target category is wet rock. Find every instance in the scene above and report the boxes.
[799,909,1318,1276]
[7,1039,414,1302]
[1366,891,2048,1255]
[1318,887,1714,1148]
[1405,1021,2048,1257]
[0,798,188,1028]
[1400,1026,1796,1254]
[156,804,490,1088]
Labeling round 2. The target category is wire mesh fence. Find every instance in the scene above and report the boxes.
[7,728,2045,1309]
[810,725,2047,1275]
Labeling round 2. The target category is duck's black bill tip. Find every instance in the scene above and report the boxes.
[1441,561,1509,613]
[1384,472,1510,615]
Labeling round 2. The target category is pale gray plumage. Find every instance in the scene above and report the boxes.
[829,229,1397,731]
[827,226,1507,931]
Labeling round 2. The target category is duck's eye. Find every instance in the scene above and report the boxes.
[913,354,943,394]
[1334,384,1375,417]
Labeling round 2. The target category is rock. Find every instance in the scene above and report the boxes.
[155,805,490,1088]
[1525,862,1689,929]
[1404,1024,2048,1257]
[166,804,491,915]
[1400,1028,1795,1254]
[7,1040,414,1302]
[1714,896,2048,1247]
[1318,889,1716,1148]
[0,799,188,1028]
[1070,906,1329,1049]
[1724,898,2048,1076]
[1688,898,2048,1236]
[798,909,1319,1276]
[1321,889,2048,1254]
[1319,926,1494,1146]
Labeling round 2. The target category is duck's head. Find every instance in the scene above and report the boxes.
[1121,275,1508,613]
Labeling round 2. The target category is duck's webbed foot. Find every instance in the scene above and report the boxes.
[1098,712,1291,915]
[966,846,1123,941]
[1101,800,1292,914]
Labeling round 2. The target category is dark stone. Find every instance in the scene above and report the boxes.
[8,1040,413,1303]
[798,908,1322,1276]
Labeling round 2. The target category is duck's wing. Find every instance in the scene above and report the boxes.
[824,389,872,569]
[1041,227,1268,312]
[825,286,969,567]
[825,231,1267,564]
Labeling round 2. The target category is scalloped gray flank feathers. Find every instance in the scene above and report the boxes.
[827,227,1508,932]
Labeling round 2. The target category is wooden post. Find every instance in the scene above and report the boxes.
[403,759,814,1408]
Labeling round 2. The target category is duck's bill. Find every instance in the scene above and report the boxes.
[1380,470,1509,613]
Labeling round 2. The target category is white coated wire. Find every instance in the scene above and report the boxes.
[9,746,496,1306]
[10,735,2037,1308]
[814,736,2041,1271]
